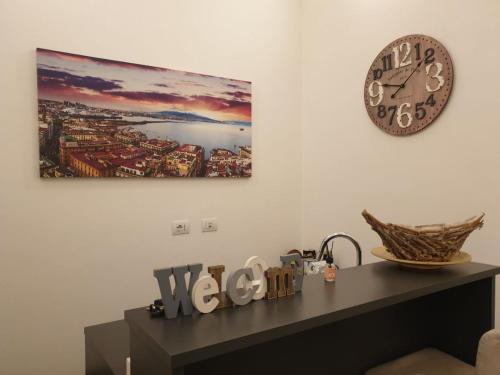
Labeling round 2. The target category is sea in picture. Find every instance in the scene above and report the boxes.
[120,119,251,160]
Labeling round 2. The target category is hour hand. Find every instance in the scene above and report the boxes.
[382,83,403,87]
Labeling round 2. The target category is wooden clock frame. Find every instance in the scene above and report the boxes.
[364,34,453,136]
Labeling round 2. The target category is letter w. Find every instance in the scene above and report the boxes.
[153,264,202,319]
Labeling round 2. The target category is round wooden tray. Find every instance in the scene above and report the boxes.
[371,247,472,269]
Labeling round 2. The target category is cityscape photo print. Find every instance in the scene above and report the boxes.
[37,49,252,178]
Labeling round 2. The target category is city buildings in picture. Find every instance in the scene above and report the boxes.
[37,48,252,178]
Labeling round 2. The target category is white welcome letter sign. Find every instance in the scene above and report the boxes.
[191,276,220,314]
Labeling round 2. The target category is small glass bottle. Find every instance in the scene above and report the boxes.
[323,255,336,282]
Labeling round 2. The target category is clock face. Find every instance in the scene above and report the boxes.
[364,34,453,136]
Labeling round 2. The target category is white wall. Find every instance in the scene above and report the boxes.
[0,1,302,374]
[301,0,500,322]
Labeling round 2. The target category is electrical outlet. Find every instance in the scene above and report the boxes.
[171,220,190,235]
[201,218,218,232]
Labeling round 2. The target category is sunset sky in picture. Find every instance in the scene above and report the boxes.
[36,49,252,123]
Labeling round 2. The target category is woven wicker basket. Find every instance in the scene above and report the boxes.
[362,210,484,262]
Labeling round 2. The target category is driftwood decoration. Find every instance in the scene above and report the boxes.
[362,210,484,262]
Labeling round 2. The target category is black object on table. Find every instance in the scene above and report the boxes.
[120,261,499,375]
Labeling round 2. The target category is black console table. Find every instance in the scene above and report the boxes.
[122,261,498,375]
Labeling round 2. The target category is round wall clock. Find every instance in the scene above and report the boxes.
[364,34,453,136]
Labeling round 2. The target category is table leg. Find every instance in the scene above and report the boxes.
[430,277,495,365]
[129,325,183,375]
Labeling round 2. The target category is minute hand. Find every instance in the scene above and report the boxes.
[391,60,424,99]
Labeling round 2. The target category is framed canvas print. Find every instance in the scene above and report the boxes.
[37,49,252,178]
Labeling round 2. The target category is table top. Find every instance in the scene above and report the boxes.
[125,261,499,368]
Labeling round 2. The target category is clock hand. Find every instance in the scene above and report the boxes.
[391,60,424,99]
[382,83,403,87]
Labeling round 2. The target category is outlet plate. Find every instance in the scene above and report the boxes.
[201,218,218,232]
[171,220,190,235]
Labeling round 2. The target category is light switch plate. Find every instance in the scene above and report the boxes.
[172,220,190,235]
[201,218,218,232]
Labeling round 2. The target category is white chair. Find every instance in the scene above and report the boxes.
[366,329,500,375]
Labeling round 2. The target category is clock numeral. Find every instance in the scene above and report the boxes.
[377,105,386,118]
[425,93,436,107]
[426,62,445,92]
[415,102,426,120]
[385,103,422,127]
[388,105,397,126]
[397,103,413,128]
[424,48,435,64]
[415,43,421,61]
[368,80,384,106]
[382,54,392,71]
[392,42,412,68]
[373,69,383,80]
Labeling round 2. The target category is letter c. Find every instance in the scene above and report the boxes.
[226,268,258,306]
[244,256,269,300]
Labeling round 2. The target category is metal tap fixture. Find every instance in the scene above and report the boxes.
[317,232,362,269]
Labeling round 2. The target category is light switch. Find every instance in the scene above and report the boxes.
[201,218,218,232]
[172,220,190,235]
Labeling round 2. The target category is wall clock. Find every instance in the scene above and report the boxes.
[364,34,453,136]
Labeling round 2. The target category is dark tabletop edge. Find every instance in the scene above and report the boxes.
[84,319,128,334]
